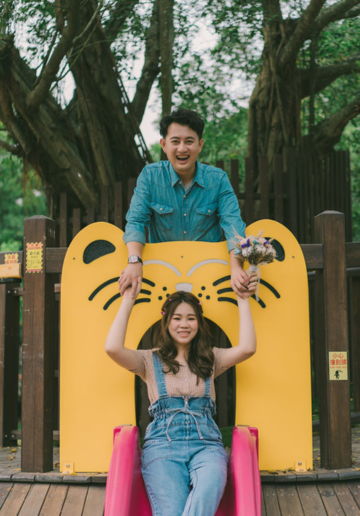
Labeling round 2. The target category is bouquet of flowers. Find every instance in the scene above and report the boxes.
[232,230,277,300]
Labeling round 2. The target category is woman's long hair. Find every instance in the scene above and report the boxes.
[157,291,214,381]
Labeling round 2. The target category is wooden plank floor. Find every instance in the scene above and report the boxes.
[261,482,360,515]
[1,481,360,515]
[0,484,105,516]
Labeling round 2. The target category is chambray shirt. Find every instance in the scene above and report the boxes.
[123,161,246,252]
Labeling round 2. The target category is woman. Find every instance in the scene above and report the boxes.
[105,282,257,516]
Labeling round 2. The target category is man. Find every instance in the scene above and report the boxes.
[119,108,250,298]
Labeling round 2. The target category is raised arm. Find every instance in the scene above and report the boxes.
[105,285,141,371]
[219,295,257,369]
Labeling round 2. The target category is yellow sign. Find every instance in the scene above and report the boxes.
[26,242,43,273]
[329,351,348,381]
[4,253,19,265]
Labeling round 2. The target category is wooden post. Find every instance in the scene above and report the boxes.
[59,193,67,248]
[230,159,240,199]
[244,157,254,225]
[0,283,20,446]
[22,216,56,472]
[259,156,269,219]
[314,211,351,469]
[274,154,283,224]
[286,148,298,238]
[352,276,360,413]
[114,182,123,228]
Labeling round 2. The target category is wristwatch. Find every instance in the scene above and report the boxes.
[128,255,143,264]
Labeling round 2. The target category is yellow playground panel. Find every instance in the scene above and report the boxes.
[60,220,312,473]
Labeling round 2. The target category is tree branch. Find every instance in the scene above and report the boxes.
[103,0,140,42]
[312,0,360,36]
[300,54,360,98]
[0,138,22,156]
[343,5,360,17]
[26,0,80,110]
[131,0,160,124]
[305,94,360,155]
[159,0,175,117]
[279,0,327,68]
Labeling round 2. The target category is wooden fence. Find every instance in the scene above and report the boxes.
[54,149,352,247]
[0,211,359,473]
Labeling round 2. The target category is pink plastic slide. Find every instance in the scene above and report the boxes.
[104,425,261,516]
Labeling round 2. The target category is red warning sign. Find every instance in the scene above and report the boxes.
[329,351,348,381]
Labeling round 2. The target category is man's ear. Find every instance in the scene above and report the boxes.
[199,138,204,152]
[160,138,166,151]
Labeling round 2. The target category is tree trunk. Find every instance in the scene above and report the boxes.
[247,15,301,166]
[0,3,147,213]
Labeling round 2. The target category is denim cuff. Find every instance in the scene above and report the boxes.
[123,230,146,246]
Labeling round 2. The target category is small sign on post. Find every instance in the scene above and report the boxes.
[26,242,43,273]
[329,351,348,381]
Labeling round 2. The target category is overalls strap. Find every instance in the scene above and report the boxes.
[204,376,211,396]
[152,352,168,397]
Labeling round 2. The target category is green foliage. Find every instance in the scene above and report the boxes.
[0,150,48,252]
[335,122,360,242]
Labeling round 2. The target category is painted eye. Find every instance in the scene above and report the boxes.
[83,240,115,264]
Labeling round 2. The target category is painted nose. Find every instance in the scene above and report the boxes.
[176,283,193,292]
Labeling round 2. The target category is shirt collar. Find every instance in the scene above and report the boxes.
[169,161,205,188]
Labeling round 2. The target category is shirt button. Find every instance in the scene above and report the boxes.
[208,210,211,213]
[184,195,186,198]
[184,231,186,234]
[184,213,186,216]
[160,208,163,211]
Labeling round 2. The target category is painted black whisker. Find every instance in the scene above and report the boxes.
[103,293,120,310]
[134,298,151,305]
[213,276,231,287]
[251,295,266,308]
[142,278,155,287]
[259,279,280,298]
[89,277,118,300]
[140,289,152,296]
[217,287,233,295]
[217,297,238,306]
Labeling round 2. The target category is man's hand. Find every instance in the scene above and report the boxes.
[118,263,143,298]
[230,250,258,299]
[231,267,252,298]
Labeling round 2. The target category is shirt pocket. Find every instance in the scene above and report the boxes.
[195,202,218,231]
[150,202,175,232]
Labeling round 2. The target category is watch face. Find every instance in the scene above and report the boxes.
[128,255,141,263]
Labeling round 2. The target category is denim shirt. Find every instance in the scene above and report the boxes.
[123,161,246,252]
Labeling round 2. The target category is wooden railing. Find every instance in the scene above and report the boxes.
[54,149,352,247]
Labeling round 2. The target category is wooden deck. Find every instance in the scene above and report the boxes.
[1,481,360,516]
[262,482,360,515]
[0,483,105,516]
[1,425,360,515]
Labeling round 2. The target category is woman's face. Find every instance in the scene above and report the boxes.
[168,302,199,350]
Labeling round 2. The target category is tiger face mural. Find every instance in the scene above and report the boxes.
[60,220,312,473]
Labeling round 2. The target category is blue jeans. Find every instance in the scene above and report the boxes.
[141,352,228,516]
[142,438,228,516]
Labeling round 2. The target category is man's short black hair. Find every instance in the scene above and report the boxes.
[160,108,205,139]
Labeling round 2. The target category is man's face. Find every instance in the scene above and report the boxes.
[160,123,204,179]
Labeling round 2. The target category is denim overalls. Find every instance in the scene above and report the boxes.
[141,352,228,516]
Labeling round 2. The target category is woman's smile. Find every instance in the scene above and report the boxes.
[168,302,199,348]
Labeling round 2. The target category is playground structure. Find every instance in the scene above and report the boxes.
[0,208,358,466]
[0,209,359,515]
[59,219,312,473]
[57,217,308,514]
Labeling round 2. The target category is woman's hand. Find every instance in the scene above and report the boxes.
[122,281,142,301]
